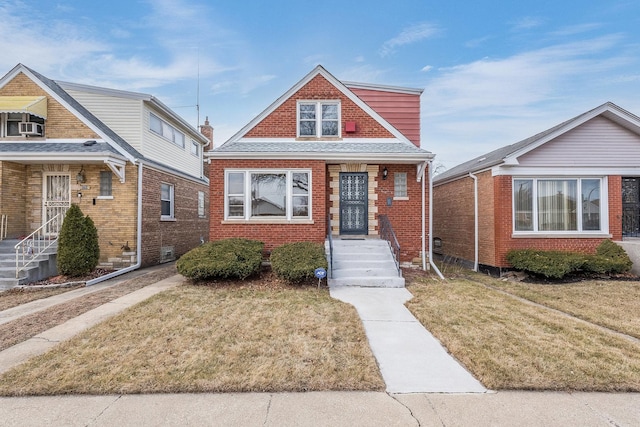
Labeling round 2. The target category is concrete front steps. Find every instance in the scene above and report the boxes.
[0,240,58,291]
[327,237,405,288]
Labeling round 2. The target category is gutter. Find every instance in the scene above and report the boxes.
[86,161,143,285]
[469,172,479,272]
[427,160,444,279]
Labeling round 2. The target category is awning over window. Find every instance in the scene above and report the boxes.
[0,96,47,119]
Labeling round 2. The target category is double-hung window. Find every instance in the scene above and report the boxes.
[161,183,175,220]
[298,101,339,137]
[225,170,311,220]
[513,178,603,233]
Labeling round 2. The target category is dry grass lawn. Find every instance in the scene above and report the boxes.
[0,281,383,396]
[488,279,640,339]
[406,274,640,391]
[0,286,79,312]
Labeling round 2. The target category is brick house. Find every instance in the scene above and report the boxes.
[433,102,640,275]
[207,66,434,264]
[0,64,210,280]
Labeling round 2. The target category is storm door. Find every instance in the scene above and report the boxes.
[339,172,368,235]
[43,174,71,236]
[622,177,640,237]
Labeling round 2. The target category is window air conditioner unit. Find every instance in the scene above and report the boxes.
[19,122,43,136]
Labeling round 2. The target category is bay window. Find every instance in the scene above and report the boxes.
[513,178,603,233]
[225,170,311,220]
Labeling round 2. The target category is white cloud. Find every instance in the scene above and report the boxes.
[511,16,545,31]
[421,65,433,72]
[380,22,439,57]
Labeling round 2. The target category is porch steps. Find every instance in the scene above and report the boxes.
[0,240,58,291]
[327,238,405,288]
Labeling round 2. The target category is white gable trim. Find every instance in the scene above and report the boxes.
[503,103,640,166]
[224,65,415,147]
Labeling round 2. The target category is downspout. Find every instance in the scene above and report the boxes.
[469,172,479,272]
[427,160,445,279]
[87,161,143,286]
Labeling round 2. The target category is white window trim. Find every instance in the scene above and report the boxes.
[161,182,175,221]
[394,172,408,199]
[512,176,609,236]
[224,169,312,222]
[296,100,341,138]
[191,139,200,157]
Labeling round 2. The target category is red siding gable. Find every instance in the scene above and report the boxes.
[245,74,394,139]
[349,88,421,147]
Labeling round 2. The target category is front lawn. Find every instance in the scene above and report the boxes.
[406,273,640,391]
[0,277,383,395]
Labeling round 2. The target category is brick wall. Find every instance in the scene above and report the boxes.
[0,72,100,140]
[244,74,394,139]
[141,166,209,266]
[371,164,428,262]
[0,162,27,237]
[209,159,326,252]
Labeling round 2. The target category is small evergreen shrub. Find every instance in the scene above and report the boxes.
[506,249,585,279]
[57,204,100,277]
[507,240,632,279]
[177,238,263,280]
[270,242,328,284]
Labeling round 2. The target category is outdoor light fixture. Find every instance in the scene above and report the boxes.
[382,167,388,180]
[76,165,86,184]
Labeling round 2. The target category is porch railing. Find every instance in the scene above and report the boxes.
[327,217,333,279]
[15,213,62,279]
[379,214,401,275]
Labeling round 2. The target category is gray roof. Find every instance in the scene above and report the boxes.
[213,140,432,155]
[433,103,617,184]
[0,141,123,156]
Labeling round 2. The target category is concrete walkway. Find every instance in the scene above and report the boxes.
[1,391,639,426]
[330,286,487,394]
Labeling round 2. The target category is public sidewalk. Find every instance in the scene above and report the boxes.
[1,391,639,426]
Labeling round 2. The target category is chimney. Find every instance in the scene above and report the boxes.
[199,116,214,150]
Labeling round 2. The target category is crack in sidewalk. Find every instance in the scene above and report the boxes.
[388,393,422,427]
[262,393,273,426]
[86,394,122,426]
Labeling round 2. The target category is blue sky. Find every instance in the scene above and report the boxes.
[2,0,640,171]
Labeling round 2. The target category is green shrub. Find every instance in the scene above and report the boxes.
[507,240,632,279]
[57,204,100,277]
[506,249,585,279]
[177,238,263,281]
[270,242,328,284]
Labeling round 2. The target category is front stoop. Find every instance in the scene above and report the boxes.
[0,240,58,290]
[326,238,405,288]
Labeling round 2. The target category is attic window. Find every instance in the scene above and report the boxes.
[297,101,340,137]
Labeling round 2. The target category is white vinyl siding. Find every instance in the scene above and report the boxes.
[64,89,144,151]
[518,116,640,167]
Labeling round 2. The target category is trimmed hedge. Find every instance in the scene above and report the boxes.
[506,240,632,279]
[57,204,100,277]
[270,242,328,285]
[176,238,263,281]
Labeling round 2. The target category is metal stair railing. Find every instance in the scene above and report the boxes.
[327,217,334,279]
[15,213,62,279]
[378,214,401,276]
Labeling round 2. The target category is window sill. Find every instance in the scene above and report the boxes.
[222,218,314,225]
[96,196,113,200]
[160,217,177,222]
[393,196,409,201]
[512,232,612,239]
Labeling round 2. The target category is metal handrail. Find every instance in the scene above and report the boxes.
[327,217,333,279]
[15,213,62,278]
[379,214,401,275]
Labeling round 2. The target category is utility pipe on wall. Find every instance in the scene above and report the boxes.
[469,172,479,272]
[427,160,444,279]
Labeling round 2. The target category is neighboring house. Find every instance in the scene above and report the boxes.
[206,65,434,263]
[433,102,640,275]
[0,63,210,274]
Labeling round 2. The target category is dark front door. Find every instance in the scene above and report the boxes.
[622,177,640,236]
[339,172,368,235]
